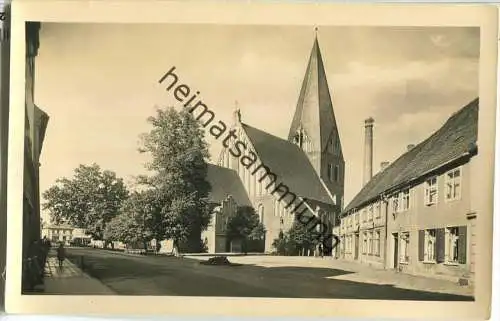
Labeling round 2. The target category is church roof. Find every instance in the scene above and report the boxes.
[206,164,252,207]
[288,36,343,159]
[242,123,335,206]
[344,98,479,214]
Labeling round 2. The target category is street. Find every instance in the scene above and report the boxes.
[62,248,474,300]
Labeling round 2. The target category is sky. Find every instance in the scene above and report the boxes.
[35,23,479,219]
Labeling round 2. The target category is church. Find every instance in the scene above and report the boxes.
[202,35,345,253]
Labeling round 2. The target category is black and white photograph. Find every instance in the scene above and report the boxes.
[5,1,497,318]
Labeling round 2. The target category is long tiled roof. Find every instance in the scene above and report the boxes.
[344,98,479,213]
[206,164,252,207]
[242,123,335,206]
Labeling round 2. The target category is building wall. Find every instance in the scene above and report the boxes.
[23,22,42,266]
[42,227,74,245]
[219,124,296,253]
[387,160,472,280]
[339,199,387,268]
[340,157,474,282]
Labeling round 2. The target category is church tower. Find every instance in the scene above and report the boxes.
[288,32,345,208]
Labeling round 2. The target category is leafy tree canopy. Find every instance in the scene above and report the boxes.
[226,206,266,241]
[137,107,212,252]
[42,163,129,240]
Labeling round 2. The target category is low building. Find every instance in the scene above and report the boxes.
[338,98,478,283]
[42,224,74,245]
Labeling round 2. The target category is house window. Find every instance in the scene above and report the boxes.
[368,205,374,221]
[392,195,399,214]
[362,209,367,222]
[445,168,461,201]
[424,176,438,205]
[419,228,447,263]
[401,188,410,211]
[424,229,437,262]
[362,233,367,254]
[374,231,381,256]
[375,202,381,218]
[367,231,373,254]
[446,226,467,264]
[400,232,410,263]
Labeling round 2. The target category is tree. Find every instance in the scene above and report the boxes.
[104,189,166,249]
[271,223,318,256]
[272,230,289,255]
[226,206,266,253]
[42,164,129,240]
[226,206,264,241]
[287,222,318,256]
[138,107,212,253]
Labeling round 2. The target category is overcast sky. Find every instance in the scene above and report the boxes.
[35,23,479,217]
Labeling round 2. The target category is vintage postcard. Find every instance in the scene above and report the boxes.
[4,0,498,319]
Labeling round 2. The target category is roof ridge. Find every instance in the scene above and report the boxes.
[241,122,296,147]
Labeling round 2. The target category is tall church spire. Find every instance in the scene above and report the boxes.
[288,31,345,208]
[289,31,340,153]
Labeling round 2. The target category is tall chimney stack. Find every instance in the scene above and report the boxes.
[363,117,374,185]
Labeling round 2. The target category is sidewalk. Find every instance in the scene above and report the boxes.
[41,256,114,295]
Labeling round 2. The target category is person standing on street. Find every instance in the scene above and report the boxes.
[56,243,65,269]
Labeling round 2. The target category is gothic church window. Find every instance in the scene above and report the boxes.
[334,165,340,182]
[258,204,264,222]
[328,164,334,181]
[293,127,312,152]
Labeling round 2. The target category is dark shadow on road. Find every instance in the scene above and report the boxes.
[63,248,474,301]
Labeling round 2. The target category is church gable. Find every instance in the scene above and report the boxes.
[241,123,335,206]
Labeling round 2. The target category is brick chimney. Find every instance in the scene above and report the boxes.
[363,117,374,185]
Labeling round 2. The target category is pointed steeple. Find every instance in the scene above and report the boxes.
[288,32,342,160]
[288,31,345,207]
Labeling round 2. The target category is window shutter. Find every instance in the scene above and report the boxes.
[458,226,467,264]
[418,230,424,261]
[436,228,445,263]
